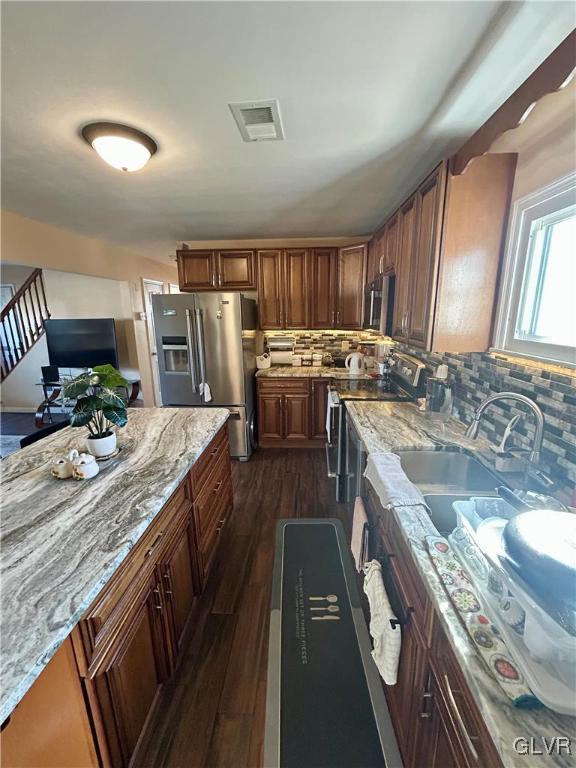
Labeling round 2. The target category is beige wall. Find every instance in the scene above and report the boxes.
[489,79,576,201]
[1,211,178,408]
[1,264,35,293]
[2,210,177,283]
[1,270,136,410]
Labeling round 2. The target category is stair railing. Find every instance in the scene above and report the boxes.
[1,268,50,381]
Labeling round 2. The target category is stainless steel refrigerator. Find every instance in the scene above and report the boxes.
[152,293,257,460]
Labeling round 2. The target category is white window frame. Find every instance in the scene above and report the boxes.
[493,171,576,368]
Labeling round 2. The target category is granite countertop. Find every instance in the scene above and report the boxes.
[256,365,372,379]
[0,407,228,724]
[346,401,576,767]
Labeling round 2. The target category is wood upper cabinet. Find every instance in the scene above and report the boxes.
[388,155,515,351]
[310,247,337,328]
[336,245,366,329]
[216,250,256,289]
[177,250,256,291]
[257,250,284,329]
[310,378,329,439]
[392,195,418,338]
[384,212,400,272]
[366,237,380,283]
[90,572,170,767]
[283,249,310,329]
[177,251,216,290]
[406,164,446,348]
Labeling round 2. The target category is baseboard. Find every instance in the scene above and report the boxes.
[259,438,325,448]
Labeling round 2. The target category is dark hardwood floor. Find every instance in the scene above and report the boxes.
[134,447,351,768]
[0,411,68,436]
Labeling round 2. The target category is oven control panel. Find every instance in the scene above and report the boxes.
[390,352,426,389]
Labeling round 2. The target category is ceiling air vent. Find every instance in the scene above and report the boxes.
[229,99,284,142]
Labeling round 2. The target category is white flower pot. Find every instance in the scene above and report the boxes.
[86,431,117,458]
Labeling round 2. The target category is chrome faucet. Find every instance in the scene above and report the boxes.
[464,392,545,465]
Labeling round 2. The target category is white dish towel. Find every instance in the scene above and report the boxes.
[351,496,369,572]
[200,382,212,403]
[364,452,425,508]
[363,559,402,685]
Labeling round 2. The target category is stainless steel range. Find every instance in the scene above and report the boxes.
[325,352,426,502]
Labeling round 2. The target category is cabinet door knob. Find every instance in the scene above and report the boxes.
[153,585,163,612]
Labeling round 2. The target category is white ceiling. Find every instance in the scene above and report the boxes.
[2,1,575,262]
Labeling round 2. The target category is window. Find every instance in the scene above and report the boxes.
[494,173,576,366]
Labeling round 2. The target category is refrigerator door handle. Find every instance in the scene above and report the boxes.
[195,308,207,391]
[185,309,199,393]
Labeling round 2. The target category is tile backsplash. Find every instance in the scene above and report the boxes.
[397,343,576,503]
[264,330,380,355]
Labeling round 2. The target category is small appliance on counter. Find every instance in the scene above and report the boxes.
[425,364,452,419]
[344,351,366,375]
[256,353,271,370]
[266,336,295,365]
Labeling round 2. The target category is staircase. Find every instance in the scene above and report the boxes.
[1,269,50,381]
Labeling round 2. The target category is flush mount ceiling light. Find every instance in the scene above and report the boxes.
[81,122,158,172]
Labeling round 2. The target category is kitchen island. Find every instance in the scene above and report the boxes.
[0,407,232,765]
[346,401,576,768]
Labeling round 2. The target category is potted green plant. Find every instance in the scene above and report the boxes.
[63,364,129,457]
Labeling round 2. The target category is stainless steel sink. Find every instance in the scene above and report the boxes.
[396,450,502,494]
[423,493,473,535]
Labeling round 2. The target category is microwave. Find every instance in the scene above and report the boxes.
[363,273,395,334]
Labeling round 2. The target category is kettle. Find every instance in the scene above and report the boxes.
[345,352,365,375]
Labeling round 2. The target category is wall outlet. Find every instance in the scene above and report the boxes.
[341,340,350,352]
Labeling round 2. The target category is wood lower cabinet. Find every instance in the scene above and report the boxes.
[364,485,503,768]
[257,378,330,446]
[0,638,99,768]
[158,515,198,661]
[284,393,310,441]
[87,572,170,766]
[177,250,256,291]
[4,427,233,768]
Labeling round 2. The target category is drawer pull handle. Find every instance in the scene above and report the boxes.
[163,569,173,596]
[443,674,479,761]
[145,531,164,558]
[153,586,163,612]
[213,480,223,493]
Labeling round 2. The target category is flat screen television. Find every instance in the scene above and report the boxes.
[44,318,119,369]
